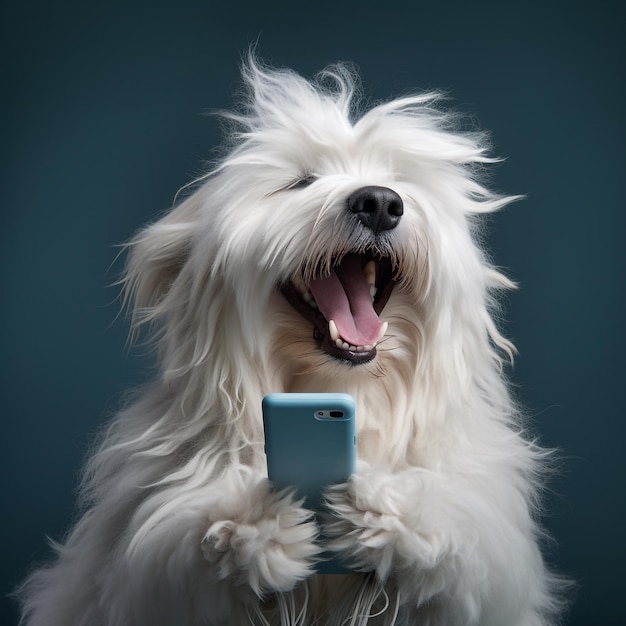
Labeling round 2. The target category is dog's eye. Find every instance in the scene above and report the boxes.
[287,175,316,190]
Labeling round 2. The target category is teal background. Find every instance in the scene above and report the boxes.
[2,1,624,624]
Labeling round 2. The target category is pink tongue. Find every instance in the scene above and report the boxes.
[309,255,383,346]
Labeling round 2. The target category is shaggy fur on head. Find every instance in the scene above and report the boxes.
[18,57,567,625]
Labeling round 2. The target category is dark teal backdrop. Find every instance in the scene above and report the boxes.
[2,1,623,624]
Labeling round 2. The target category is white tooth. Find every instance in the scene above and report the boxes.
[348,344,357,351]
[369,285,377,298]
[376,322,388,343]
[363,260,376,285]
[335,338,344,348]
[342,341,350,350]
[363,344,373,352]
[292,274,306,294]
[302,291,313,303]
[356,345,364,352]
[329,320,339,342]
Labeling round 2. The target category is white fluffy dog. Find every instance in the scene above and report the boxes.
[19,58,565,625]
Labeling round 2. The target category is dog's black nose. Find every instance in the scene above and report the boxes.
[347,186,403,235]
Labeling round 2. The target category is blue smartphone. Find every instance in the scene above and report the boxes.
[262,393,356,574]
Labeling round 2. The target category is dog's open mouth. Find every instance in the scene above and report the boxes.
[281,252,396,364]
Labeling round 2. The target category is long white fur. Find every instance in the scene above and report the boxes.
[18,56,567,625]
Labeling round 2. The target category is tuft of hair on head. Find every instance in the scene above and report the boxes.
[226,50,361,133]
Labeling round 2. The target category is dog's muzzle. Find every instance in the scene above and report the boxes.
[281,185,402,365]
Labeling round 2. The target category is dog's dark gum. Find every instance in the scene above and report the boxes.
[280,254,396,365]
[320,334,378,364]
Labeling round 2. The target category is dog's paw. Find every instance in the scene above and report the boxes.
[324,462,465,583]
[201,480,319,595]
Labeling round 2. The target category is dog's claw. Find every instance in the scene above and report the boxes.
[201,520,235,561]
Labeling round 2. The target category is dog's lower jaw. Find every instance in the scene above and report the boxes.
[313,326,379,364]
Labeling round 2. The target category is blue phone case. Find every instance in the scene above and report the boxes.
[262,393,356,574]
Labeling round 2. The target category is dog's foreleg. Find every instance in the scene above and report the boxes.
[20,467,321,625]
[200,472,319,596]
[324,460,553,625]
